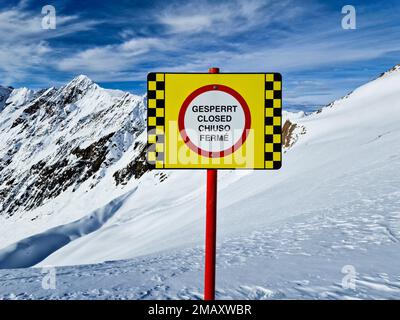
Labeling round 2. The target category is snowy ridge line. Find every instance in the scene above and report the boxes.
[0,188,136,269]
[0,75,146,218]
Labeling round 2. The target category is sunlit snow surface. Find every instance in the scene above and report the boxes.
[1,69,400,299]
[1,195,400,299]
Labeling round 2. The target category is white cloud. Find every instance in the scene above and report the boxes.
[57,37,171,75]
[0,3,99,84]
[2,0,400,108]
[0,41,52,85]
[158,0,295,36]
[160,15,212,33]
[55,0,305,80]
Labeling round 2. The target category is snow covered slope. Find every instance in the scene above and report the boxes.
[39,66,400,265]
[0,67,400,299]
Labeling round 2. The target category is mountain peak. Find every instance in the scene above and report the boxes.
[68,75,94,87]
[59,75,95,103]
[74,74,92,81]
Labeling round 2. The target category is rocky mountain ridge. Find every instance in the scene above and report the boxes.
[0,76,148,217]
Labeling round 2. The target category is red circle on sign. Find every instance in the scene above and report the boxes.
[178,84,251,158]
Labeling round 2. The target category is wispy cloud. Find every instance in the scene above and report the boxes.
[58,38,170,74]
[158,0,289,35]
[55,0,305,80]
[55,0,400,77]
[1,0,400,107]
[0,1,99,85]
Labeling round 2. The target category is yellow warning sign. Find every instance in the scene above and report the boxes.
[147,73,282,169]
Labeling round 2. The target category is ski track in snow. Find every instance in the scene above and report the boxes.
[0,189,399,300]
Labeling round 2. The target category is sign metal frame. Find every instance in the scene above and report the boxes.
[147,72,282,170]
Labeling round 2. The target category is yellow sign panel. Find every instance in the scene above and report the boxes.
[147,73,282,169]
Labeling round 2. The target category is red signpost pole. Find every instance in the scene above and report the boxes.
[204,67,219,300]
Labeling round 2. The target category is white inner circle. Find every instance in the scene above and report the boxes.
[184,90,246,153]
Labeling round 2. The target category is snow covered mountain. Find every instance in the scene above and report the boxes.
[0,67,400,299]
[0,75,147,219]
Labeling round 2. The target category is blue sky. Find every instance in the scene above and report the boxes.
[1,0,400,110]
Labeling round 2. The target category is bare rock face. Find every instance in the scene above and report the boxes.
[113,141,149,186]
[0,76,147,217]
[282,120,306,149]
